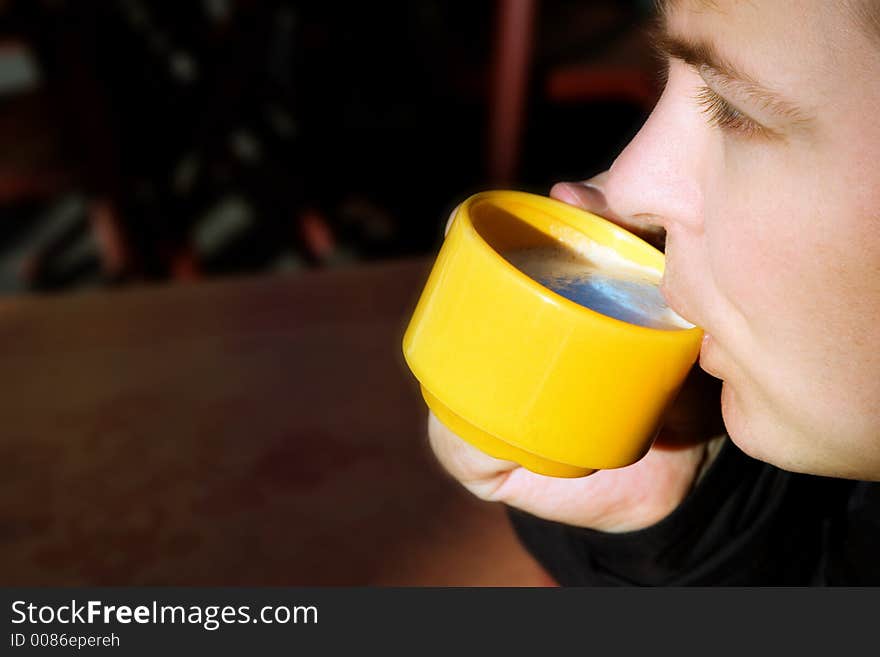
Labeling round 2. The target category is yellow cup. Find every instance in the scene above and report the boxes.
[402,191,703,478]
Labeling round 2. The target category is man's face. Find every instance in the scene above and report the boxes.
[602,0,880,478]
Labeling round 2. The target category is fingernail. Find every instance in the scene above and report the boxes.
[551,182,608,212]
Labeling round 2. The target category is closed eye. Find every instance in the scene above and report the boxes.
[694,84,771,139]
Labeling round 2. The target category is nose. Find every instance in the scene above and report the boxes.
[601,73,706,236]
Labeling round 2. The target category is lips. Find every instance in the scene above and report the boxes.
[660,280,723,377]
[659,280,694,326]
[698,333,724,379]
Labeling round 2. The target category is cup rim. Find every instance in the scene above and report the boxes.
[456,190,701,336]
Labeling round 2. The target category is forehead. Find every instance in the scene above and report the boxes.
[659,1,861,72]
[659,0,880,77]
[660,2,880,150]
[657,0,880,138]
[661,0,875,43]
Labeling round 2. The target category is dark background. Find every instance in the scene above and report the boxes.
[0,0,700,588]
[0,0,661,293]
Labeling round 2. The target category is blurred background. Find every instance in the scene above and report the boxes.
[0,0,661,294]
[0,0,677,585]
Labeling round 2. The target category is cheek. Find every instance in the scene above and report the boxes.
[702,144,880,475]
[704,147,813,325]
[707,144,880,357]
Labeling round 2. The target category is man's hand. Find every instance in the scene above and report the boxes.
[428,174,725,533]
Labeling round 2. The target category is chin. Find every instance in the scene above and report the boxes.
[720,382,762,459]
[721,382,879,480]
[720,382,810,474]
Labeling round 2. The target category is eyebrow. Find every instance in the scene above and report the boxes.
[648,21,816,129]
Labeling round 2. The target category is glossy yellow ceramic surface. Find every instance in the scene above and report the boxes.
[402,191,703,477]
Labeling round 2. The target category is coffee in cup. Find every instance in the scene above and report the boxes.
[502,242,691,331]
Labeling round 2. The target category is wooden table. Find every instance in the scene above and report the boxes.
[0,258,552,586]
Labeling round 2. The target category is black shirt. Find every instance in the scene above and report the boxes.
[507,436,880,585]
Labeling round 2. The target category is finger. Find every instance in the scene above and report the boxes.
[426,411,519,500]
[444,203,462,236]
[550,173,666,251]
[494,439,707,531]
[550,179,608,215]
[550,170,609,210]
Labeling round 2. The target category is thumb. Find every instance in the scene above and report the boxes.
[550,171,610,215]
[444,203,462,236]
[550,172,666,251]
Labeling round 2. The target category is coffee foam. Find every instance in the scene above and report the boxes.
[546,223,664,281]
